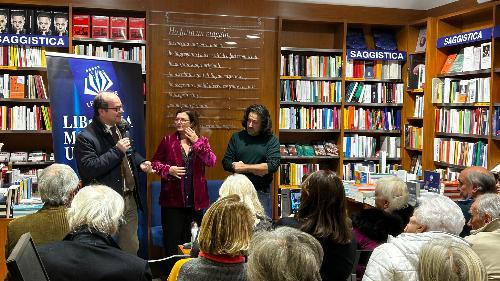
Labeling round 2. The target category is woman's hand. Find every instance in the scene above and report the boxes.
[169,166,186,179]
[185,127,199,144]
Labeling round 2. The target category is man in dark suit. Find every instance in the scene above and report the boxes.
[38,185,152,281]
[74,91,152,255]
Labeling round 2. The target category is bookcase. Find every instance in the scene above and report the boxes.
[277,19,344,190]
[430,6,494,180]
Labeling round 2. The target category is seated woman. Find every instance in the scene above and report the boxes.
[373,176,414,231]
[219,173,272,232]
[175,194,253,281]
[419,240,487,281]
[276,170,356,281]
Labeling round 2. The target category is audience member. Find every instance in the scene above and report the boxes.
[374,176,414,230]
[37,185,152,281]
[465,193,500,280]
[247,226,323,281]
[7,164,79,255]
[457,166,496,236]
[176,195,253,281]
[363,193,467,281]
[419,240,487,281]
[219,173,272,231]
[276,170,356,281]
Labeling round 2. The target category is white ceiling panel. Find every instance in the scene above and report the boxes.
[278,0,458,10]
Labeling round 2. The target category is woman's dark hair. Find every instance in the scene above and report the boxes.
[241,104,272,136]
[176,108,200,134]
[352,208,404,243]
[297,170,352,244]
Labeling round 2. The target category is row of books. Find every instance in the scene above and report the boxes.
[0,151,52,162]
[279,107,340,130]
[343,107,401,131]
[0,105,52,130]
[280,54,342,77]
[343,135,377,158]
[279,163,320,186]
[342,162,402,181]
[280,80,342,103]
[440,43,491,74]
[0,46,46,67]
[404,125,423,150]
[435,108,489,136]
[345,82,404,103]
[414,95,424,118]
[345,60,402,80]
[279,142,339,157]
[0,8,68,36]
[0,75,47,99]
[409,155,423,177]
[278,188,301,217]
[407,57,425,90]
[73,15,145,40]
[73,44,146,72]
[432,77,490,104]
[433,138,488,168]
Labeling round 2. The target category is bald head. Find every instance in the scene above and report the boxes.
[458,166,496,199]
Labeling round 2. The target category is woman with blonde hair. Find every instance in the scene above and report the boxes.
[176,194,253,281]
[219,173,271,231]
[419,240,487,281]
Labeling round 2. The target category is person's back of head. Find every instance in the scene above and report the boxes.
[198,194,254,256]
[419,240,487,281]
[375,176,409,212]
[67,185,124,236]
[411,193,465,235]
[297,170,351,244]
[219,173,265,219]
[248,227,323,281]
[38,163,79,206]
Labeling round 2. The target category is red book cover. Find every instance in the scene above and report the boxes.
[91,15,109,39]
[128,17,145,40]
[72,14,90,38]
[110,16,127,40]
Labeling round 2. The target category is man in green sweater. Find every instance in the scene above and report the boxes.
[6,163,80,255]
[222,104,280,217]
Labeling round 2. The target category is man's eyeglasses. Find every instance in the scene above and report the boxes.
[103,106,123,112]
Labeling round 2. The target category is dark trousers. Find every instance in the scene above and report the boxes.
[161,207,203,257]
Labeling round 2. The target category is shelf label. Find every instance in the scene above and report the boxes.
[437,28,492,48]
[0,34,68,47]
[346,49,407,61]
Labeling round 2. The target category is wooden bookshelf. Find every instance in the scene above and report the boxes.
[343,157,401,161]
[72,38,146,44]
[343,129,401,134]
[0,98,50,104]
[434,103,490,107]
[437,69,491,78]
[280,76,342,81]
[344,103,403,107]
[435,132,489,140]
[280,101,341,106]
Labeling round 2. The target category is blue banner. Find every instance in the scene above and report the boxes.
[46,52,147,256]
[346,49,407,61]
[493,26,500,38]
[437,28,492,48]
[0,34,68,47]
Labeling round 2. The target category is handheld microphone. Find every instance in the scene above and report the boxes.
[118,118,135,156]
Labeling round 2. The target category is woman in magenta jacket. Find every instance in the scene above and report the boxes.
[151,109,216,256]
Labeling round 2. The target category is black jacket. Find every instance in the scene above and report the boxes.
[38,229,152,281]
[74,117,145,209]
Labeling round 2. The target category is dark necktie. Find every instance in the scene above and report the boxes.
[111,126,135,193]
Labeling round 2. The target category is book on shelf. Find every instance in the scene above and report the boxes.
[493,108,500,136]
[1,75,47,99]
[0,105,51,130]
[380,136,401,158]
[0,46,46,68]
[9,9,31,35]
[414,95,424,117]
[91,15,109,39]
[343,135,377,158]
[279,163,319,186]
[280,53,342,77]
[0,9,9,34]
[346,60,401,80]
[279,188,301,218]
[440,54,457,74]
[128,17,145,40]
[433,138,487,168]
[448,52,464,73]
[9,76,25,99]
[344,82,403,103]
[9,152,28,162]
[52,11,68,36]
[279,144,288,156]
[34,10,53,36]
[72,14,90,38]
[480,42,491,70]
[324,141,339,156]
[409,154,422,177]
[415,27,427,53]
[423,170,440,193]
[406,181,422,206]
[404,125,423,150]
[110,16,127,40]
[408,54,425,90]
